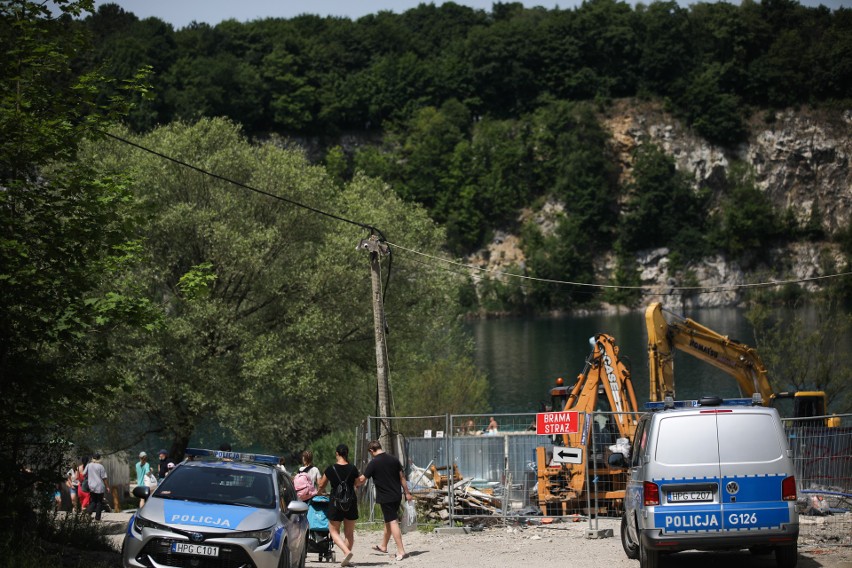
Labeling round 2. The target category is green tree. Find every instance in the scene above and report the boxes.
[0,0,148,529]
[747,290,852,414]
[81,118,481,455]
[713,163,779,259]
[617,143,710,260]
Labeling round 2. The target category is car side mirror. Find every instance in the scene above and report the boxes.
[132,485,150,500]
[287,500,309,515]
[608,452,628,468]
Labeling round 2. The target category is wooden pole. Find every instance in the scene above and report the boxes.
[357,235,394,455]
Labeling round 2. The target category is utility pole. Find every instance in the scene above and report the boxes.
[357,234,394,455]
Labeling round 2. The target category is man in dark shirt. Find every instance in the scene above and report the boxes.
[157,449,169,481]
[358,440,413,560]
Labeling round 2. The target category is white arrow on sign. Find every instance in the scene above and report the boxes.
[552,446,582,465]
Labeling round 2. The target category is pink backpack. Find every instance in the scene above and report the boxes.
[294,468,317,501]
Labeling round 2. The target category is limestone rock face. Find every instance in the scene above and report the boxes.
[474,102,851,309]
[746,109,852,234]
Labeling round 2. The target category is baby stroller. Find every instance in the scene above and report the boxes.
[307,495,335,562]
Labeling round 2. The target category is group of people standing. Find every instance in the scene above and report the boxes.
[56,454,110,521]
[314,440,413,567]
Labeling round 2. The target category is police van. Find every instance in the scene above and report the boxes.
[611,396,799,568]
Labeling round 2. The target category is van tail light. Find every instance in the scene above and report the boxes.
[644,481,660,506]
[782,476,797,501]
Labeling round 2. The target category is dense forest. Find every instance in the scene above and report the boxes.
[77,0,852,312]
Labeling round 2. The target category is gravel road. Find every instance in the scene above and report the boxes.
[103,513,851,568]
[317,517,852,568]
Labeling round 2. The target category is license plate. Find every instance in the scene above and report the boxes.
[171,542,220,557]
[668,491,713,503]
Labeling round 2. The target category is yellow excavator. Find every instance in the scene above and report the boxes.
[645,302,835,422]
[535,333,642,515]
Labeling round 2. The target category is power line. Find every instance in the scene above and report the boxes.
[101,129,395,298]
[386,240,852,294]
[101,129,851,297]
[100,130,382,237]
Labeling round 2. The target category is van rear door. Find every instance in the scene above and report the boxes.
[716,411,794,531]
[651,413,724,534]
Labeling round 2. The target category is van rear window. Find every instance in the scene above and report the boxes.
[717,413,783,463]
[656,415,720,464]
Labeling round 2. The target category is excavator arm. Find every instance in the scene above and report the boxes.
[537,334,640,514]
[645,302,774,404]
[645,302,829,419]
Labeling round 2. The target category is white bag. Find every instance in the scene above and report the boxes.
[401,500,417,534]
[145,472,158,489]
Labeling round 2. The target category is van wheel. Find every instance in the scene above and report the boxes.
[775,544,797,568]
[639,538,659,568]
[621,515,639,559]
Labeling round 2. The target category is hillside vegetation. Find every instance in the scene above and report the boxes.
[79,0,852,312]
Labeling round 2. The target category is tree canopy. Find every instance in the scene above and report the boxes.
[78,118,488,457]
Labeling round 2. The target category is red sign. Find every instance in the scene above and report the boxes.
[536,411,579,435]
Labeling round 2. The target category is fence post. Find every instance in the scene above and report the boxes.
[447,413,454,526]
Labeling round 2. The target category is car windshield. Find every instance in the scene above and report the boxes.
[155,464,276,509]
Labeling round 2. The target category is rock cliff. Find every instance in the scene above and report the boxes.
[471,100,852,310]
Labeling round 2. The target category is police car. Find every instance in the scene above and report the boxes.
[122,448,309,568]
[611,396,799,568]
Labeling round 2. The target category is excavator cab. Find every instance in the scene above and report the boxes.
[549,377,569,412]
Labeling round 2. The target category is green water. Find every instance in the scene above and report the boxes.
[466,308,754,413]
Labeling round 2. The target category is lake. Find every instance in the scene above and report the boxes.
[465,307,756,413]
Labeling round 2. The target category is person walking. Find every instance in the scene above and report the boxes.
[358,440,413,561]
[84,453,110,521]
[135,451,151,507]
[67,463,79,511]
[317,444,362,567]
[76,458,91,511]
[157,449,169,482]
[298,450,321,489]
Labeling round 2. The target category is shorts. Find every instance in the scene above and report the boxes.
[379,500,401,523]
[327,504,359,522]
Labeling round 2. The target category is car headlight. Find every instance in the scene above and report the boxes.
[229,527,274,545]
[133,514,173,534]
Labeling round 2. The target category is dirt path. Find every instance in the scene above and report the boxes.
[311,518,852,568]
[102,512,851,567]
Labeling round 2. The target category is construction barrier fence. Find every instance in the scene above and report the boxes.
[356,412,851,545]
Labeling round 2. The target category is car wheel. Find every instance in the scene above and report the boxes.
[775,544,798,568]
[639,537,659,568]
[621,515,639,560]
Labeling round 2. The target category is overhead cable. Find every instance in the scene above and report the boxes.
[386,240,852,294]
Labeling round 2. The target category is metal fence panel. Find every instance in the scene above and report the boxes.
[784,414,852,545]
[358,412,851,546]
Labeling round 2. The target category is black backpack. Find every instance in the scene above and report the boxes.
[330,465,355,511]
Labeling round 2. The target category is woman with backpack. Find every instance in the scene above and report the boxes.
[299,450,320,488]
[317,444,363,567]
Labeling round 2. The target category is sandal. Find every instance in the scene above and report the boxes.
[395,553,408,561]
[371,545,388,553]
[340,552,353,567]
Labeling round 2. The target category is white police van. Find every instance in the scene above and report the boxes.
[611,396,799,568]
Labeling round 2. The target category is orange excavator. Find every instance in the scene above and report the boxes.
[535,333,642,515]
[645,302,834,422]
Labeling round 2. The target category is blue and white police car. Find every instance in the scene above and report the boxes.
[611,396,799,568]
[122,448,309,568]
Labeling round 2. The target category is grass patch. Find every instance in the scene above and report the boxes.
[0,507,117,568]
